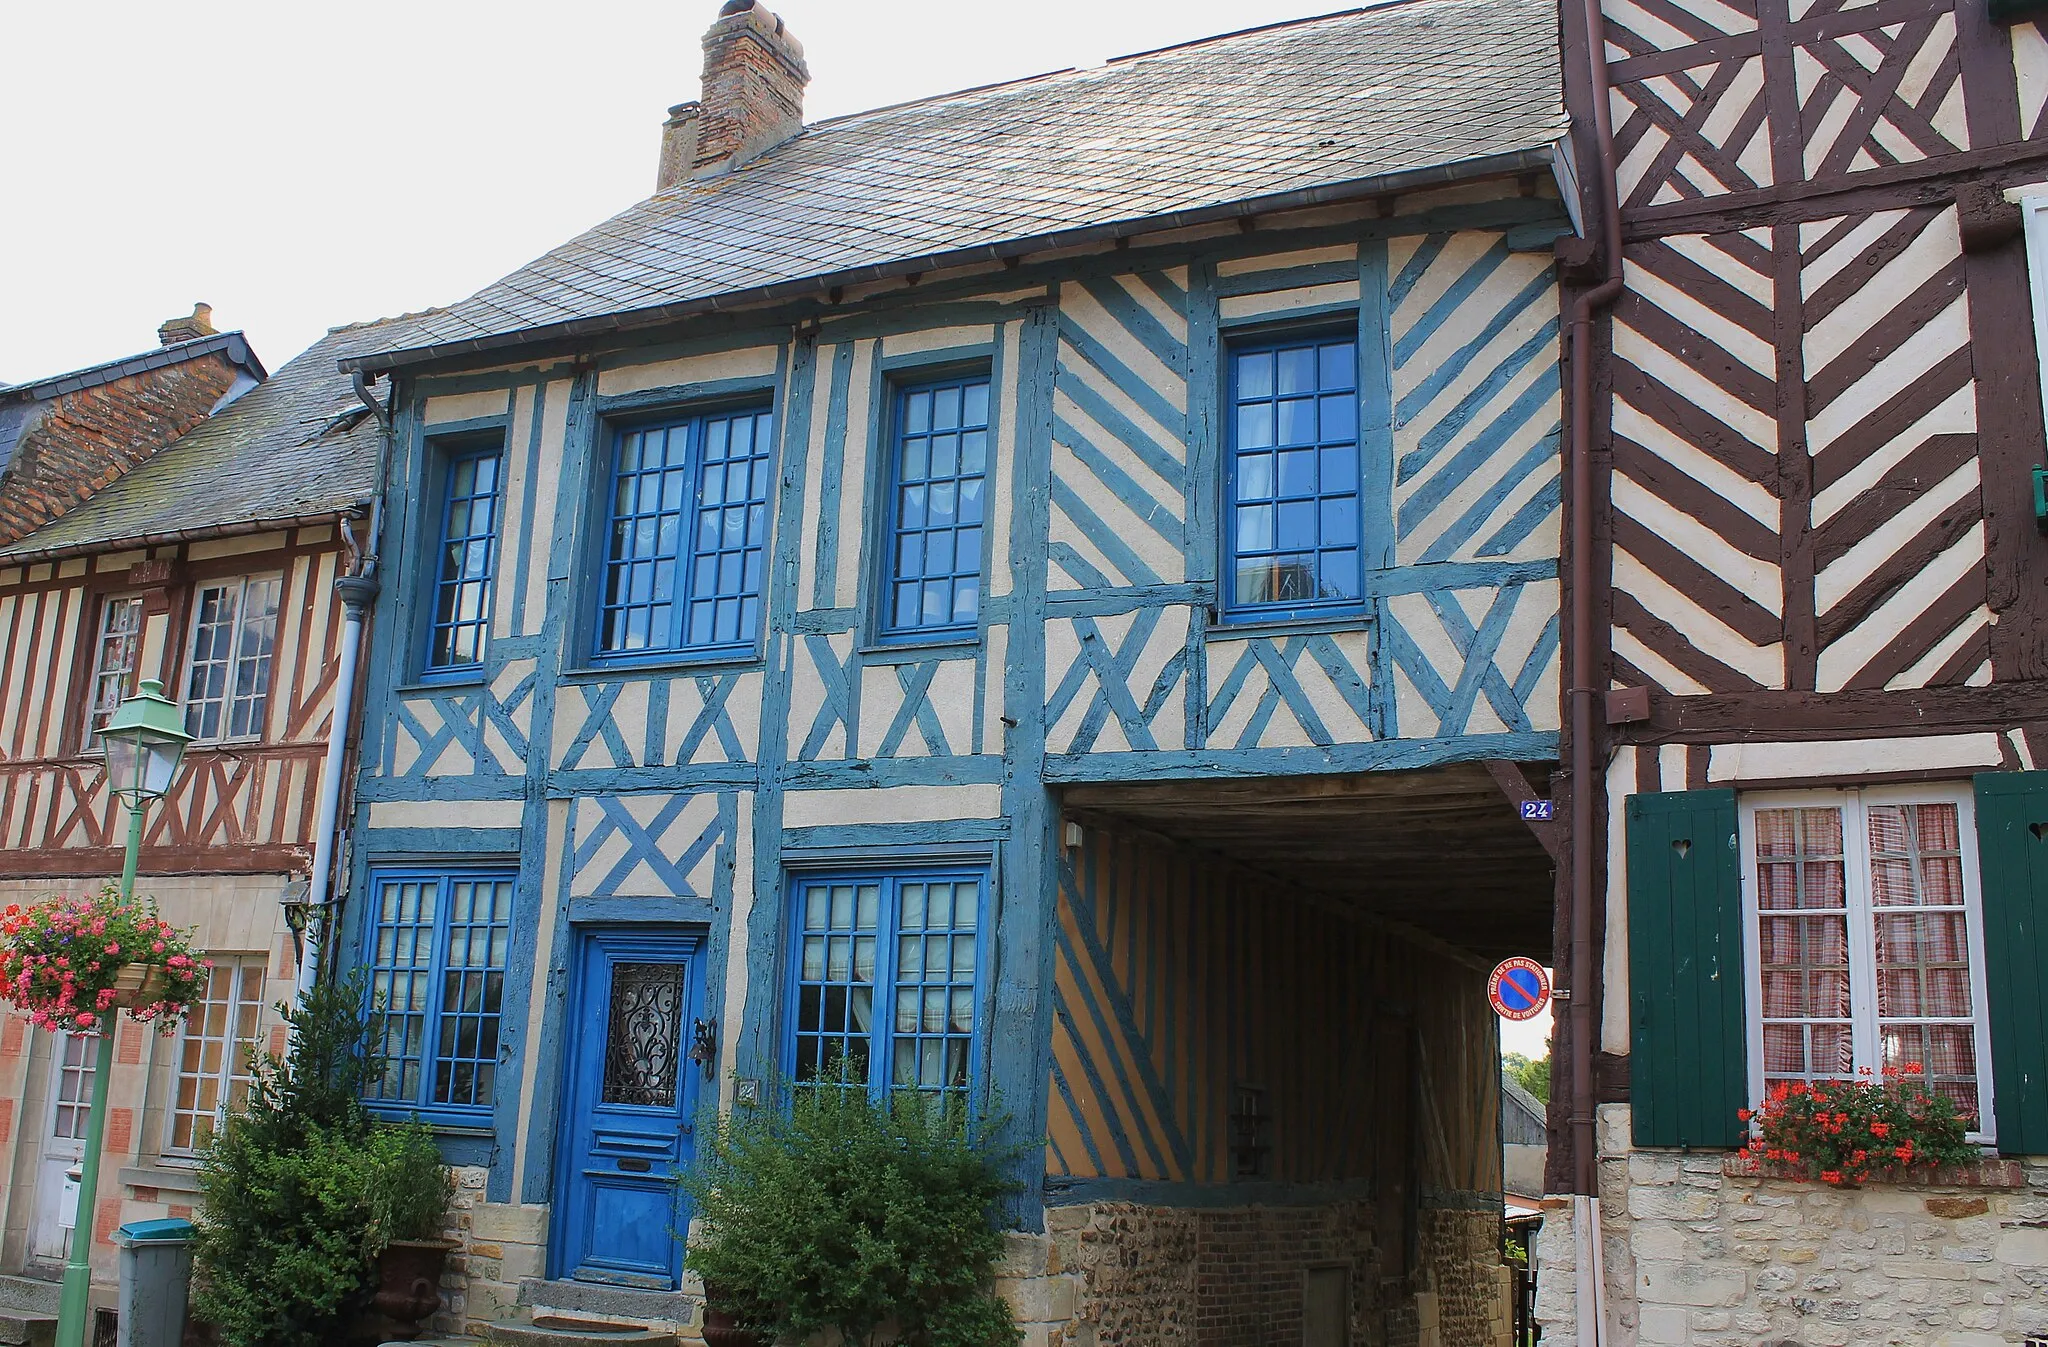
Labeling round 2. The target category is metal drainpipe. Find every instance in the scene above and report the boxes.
[1567,0,1626,1340]
[296,374,395,999]
[298,570,378,999]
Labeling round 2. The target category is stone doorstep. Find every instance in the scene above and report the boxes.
[517,1278,695,1329]
[0,1279,60,1318]
[0,1313,54,1347]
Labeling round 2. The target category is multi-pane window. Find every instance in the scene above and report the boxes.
[426,447,503,671]
[183,576,281,742]
[597,406,774,659]
[883,377,990,637]
[84,595,144,746]
[788,871,983,1102]
[363,871,515,1119]
[50,1032,96,1141]
[1743,789,1992,1126]
[1225,334,1363,618]
[165,960,264,1155]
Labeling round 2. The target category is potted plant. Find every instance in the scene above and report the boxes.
[193,977,453,1347]
[680,1078,1024,1347]
[361,1121,457,1342]
[0,884,207,1033]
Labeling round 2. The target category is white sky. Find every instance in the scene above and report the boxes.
[1500,997,1553,1059]
[2,0,1354,383]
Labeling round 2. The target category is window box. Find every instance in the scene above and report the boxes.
[1722,1151,2026,1188]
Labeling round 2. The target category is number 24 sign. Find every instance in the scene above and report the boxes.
[1520,799,1555,821]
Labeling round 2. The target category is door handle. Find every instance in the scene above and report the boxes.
[617,1157,651,1173]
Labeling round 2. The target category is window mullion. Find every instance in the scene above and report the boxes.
[423,875,453,1110]
[872,875,896,1104]
[672,416,699,654]
[1842,792,1883,1076]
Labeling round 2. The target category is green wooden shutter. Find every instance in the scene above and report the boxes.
[1628,789,1747,1149]
[1974,771,2048,1155]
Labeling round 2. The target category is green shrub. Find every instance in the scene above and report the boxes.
[192,977,453,1347]
[680,1083,1024,1347]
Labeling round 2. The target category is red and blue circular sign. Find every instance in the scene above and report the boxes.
[1489,958,1551,1022]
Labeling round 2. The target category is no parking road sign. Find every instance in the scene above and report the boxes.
[1488,957,1550,1021]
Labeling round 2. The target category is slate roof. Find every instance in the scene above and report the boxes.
[0,314,432,561]
[350,0,1565,371]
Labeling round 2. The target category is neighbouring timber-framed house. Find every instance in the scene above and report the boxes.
[0,314,405,1303]
[336,1,1576,1340]
[1536,0,2048,1341]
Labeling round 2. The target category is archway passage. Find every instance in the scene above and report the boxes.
[1045,761,1556,1346]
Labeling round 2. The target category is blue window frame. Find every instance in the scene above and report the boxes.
[785,870,985,1102]
[882,376,991,639]
[1224,333,1364,620]
[362,869,516,1123]
[426,445,504,672]
[596,405,774,660]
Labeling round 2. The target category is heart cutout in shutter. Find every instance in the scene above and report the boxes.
[2031,822,2047,842]
[1673,838,1691,859]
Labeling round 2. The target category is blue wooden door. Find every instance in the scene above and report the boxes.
[551,926,705,1288]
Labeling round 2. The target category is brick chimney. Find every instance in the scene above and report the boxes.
[157,303,216,347]
[690,0,808,177]
[656,101,702,192]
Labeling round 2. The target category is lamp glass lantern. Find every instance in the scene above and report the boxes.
[100,678,193,804]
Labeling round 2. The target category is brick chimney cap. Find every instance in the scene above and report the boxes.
[718,0,755,14]
[157,303,218,347]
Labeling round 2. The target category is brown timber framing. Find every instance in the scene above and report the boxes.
[1564,0,2048,1190]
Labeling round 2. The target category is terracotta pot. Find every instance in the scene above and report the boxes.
[364,1238,455,1342]
[701,1286,768,1347]
[109,963,170,1009]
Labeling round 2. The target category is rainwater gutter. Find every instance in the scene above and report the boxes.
[295,374,391,999]
[1565,0,1625,1340]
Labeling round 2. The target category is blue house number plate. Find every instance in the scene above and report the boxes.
[1520,800,1555,821]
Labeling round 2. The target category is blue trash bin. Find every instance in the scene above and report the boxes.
[111,1218,192,1347]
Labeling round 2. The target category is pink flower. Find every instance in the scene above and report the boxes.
[75,1012,95,1029]
[151,942,165,954]
[104,943,119,956]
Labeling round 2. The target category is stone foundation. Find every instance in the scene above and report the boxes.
[1536,1104,2048,1347]
[1035,1198,1378,1344]
[433,1193,1513,1345]
[436,1176,549,1335]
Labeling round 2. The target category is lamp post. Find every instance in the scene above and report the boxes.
[56,679,191,1347]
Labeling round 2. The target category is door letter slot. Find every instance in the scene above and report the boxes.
[617,1157,652,1173]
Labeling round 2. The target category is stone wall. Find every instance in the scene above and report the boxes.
[1537,1104,2048,1347]
[429,1194,1512,1344]
[1416,1206,1515,1347]
[438,1188,550,1335]
[1025,1197,1509,1346]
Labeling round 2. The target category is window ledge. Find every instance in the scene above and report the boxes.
[564,650,765,680]
[401,670,489,692]
[118,1164,203,1194]
[1722,1153,2027,1188]
[1208,612,1371,641]
[860,634,981,660]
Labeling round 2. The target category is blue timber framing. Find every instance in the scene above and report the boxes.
[337,188,1570,1232]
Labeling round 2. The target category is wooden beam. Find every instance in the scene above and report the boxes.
[1484,759,1564,863]
[1613,681,2048,743]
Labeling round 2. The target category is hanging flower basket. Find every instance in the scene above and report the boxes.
[0,884,207,1034]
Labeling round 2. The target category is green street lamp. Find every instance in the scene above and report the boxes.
[57,679,192,1347]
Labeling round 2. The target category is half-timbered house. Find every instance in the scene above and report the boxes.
[0,313,408,1311]
[1538,0,2048,1340]
[336,4,1579,1341]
